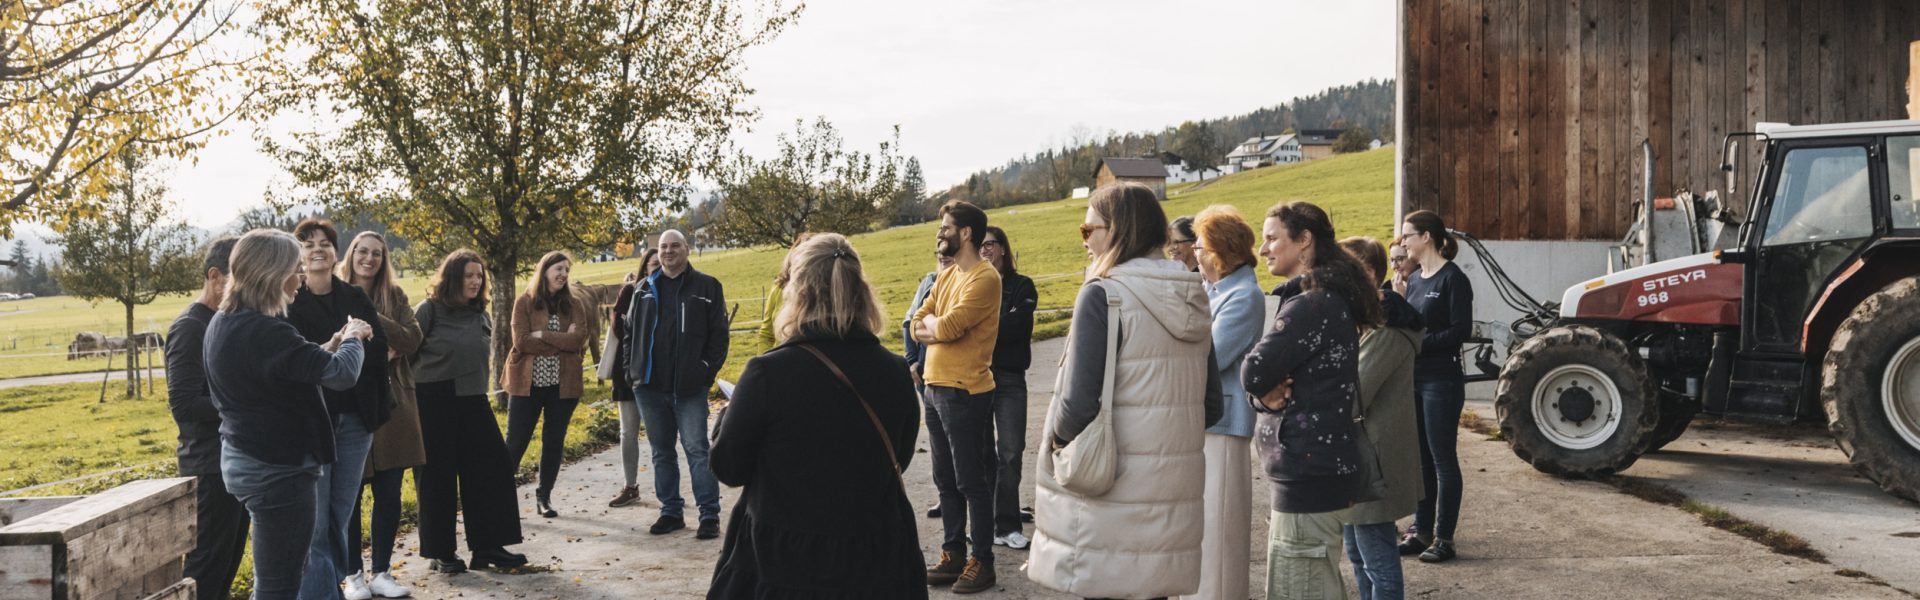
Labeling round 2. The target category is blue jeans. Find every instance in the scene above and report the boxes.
[1413,375,1466,541]
[635,387,720,522]
[350,467,405,574]
[989,369,1027,535]
[1344,521,1405,600]
[299,414,373,600]
[221,441,320,600]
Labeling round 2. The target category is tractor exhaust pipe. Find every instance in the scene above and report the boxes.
[1640,139,1655,268]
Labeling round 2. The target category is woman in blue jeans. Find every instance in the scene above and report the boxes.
[1395,210,1474,563]
[206,229,372,600]
[1341,236,1426,600]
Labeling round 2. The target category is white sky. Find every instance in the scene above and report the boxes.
[163,0,1396,231]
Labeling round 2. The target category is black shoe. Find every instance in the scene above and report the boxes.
[926,504,941,519]
[1398,531,1432,556]
[535,495,558,519]
[428,557,467,574]
[649,515,686,535]
[1419,539,1457,563]
[695,519,721,540]
[470,547,529,570]
[1020,506,1034,523]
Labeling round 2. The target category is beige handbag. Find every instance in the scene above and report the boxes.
[1050,289,1121,496]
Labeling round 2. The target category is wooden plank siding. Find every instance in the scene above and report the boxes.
[1400,0,1920,241]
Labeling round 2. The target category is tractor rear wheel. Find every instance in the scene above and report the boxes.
[1821,276,1920,503]
[1496,325,1661,476]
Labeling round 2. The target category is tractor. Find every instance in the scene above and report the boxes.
[1477,119,1920,503]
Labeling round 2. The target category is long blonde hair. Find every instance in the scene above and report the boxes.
[1087,182,1169,279]
[774,234,886,342]
[338,232,402,315]
[222,229,302,317]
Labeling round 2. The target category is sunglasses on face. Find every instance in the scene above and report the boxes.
[1080,224,1107,241]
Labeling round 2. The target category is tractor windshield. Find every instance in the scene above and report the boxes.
[1763,146,1873,246]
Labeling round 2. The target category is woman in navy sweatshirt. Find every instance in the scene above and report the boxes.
[1396,209,1474,563]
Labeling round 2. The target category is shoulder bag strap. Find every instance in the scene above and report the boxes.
[1099,284,1121,420]
[797,344,906,486]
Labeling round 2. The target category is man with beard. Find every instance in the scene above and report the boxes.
[912,200,1002,594]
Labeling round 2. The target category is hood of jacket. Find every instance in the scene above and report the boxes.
[1102,258,1211,344]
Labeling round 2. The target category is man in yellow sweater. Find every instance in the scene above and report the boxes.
[912,200,1003,594]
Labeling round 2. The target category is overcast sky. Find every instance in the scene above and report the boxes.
[159,0,1396,232]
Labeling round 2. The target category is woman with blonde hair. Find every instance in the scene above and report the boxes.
[709,234,926,598]
[1031,182,1223,599]
[206,229,372,599]
[336,232,425,599]
[1180,205,1264,600]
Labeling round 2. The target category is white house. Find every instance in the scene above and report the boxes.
[1225,133,1302,170]
[1158,151,1221,184]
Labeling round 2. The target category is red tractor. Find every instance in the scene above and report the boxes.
[1487,120,1920,503]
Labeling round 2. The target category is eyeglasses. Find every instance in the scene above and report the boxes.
[1166,238,1194,248]
[1079,224,1107,241]
[1390,255,1409,263]
[981,240,1000,248]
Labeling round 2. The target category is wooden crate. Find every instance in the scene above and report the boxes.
[0,478,197,600]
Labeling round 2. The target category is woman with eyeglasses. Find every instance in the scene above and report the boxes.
[979,226,1037,550]
[1168,216,1200,272]
[1397,210,1474,564]
[1187,205,1264,600]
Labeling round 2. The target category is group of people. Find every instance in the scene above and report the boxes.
[165,222,734,600]
[709,183,1476,600]
[162,181,1474,600]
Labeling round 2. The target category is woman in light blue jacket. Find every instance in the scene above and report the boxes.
[1185,205,1266,600]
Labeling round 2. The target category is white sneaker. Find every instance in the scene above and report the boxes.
[367,572,411,598]
[343,572,373,600]
[993,531,1031,550]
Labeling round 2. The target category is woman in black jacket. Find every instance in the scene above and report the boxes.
[979,226,1037,549]
[206,229,372,600]
[1243,201,1384,599]
[284,218,391,600]
[1396,209,1475,563]
[708,233,925,599]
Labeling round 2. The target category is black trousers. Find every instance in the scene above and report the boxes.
[925,385,996,565]
[183,471,249,600]
[414,379,523,558]
[505,385,578,496]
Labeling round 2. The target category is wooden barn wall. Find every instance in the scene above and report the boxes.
[1400,0,1920,241]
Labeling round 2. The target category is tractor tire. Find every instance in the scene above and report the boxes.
[1496,325,1661,476]
[1646,392,1699,453]
[1821,276,1920,503]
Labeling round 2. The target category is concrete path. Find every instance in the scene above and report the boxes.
[376,338,1906,599]
[1465,383,1920,596]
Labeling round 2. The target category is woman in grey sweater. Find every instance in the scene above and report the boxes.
[411,250,526,573]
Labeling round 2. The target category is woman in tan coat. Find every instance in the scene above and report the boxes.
[336,232,425,599]
[503,251,597,518]
[1031,182,1223,599]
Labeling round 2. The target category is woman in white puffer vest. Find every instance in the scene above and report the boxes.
[1030,182,1224,600]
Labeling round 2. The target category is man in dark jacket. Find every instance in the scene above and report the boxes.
[165,236,247,600]
[624,229,731,539]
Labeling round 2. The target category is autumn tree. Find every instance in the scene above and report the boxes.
[1171,120,1224,176]
[53,150,201,399]
[1335,125,1376,154]
[255,0,799,403]
[2,0,254,231]
[708,118,902,248]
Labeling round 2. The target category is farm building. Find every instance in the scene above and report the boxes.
[1095,157,1171,200]
[1294,129,1343,161]
[1394,0,1920,328]
[1226,133,1303,170]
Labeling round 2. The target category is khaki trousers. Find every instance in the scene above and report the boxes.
[1266,507,1351,600]
[1178,433,1253,600]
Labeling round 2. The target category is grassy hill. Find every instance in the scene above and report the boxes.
[0,147,1394,383]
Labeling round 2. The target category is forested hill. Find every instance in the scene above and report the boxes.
[936,78,1394,210]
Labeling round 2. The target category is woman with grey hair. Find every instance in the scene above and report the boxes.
[205,229,372,600]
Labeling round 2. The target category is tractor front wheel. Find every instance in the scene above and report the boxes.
[1496,325,1661,476]
[1822,276,1920,503]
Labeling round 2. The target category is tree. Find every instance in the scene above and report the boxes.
[2,0,255,232]
[1335,125,1376,154]
[53,150,201,399]
[708,118,902,248]
[256,0,799,404]
[1171,120,1225,176]
[887,157,928,226]
[30,255,59,297]
[6,241,29,293]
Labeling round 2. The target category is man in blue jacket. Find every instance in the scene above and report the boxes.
[624,229,731,539]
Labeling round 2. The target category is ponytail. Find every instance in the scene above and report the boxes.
[1404,210,1458,261]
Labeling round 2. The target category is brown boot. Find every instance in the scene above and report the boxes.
[926,551,964,586]
[951,558,996,594]
[608,485,640,508]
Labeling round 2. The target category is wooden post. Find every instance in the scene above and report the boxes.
[1910,41,1920,120]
